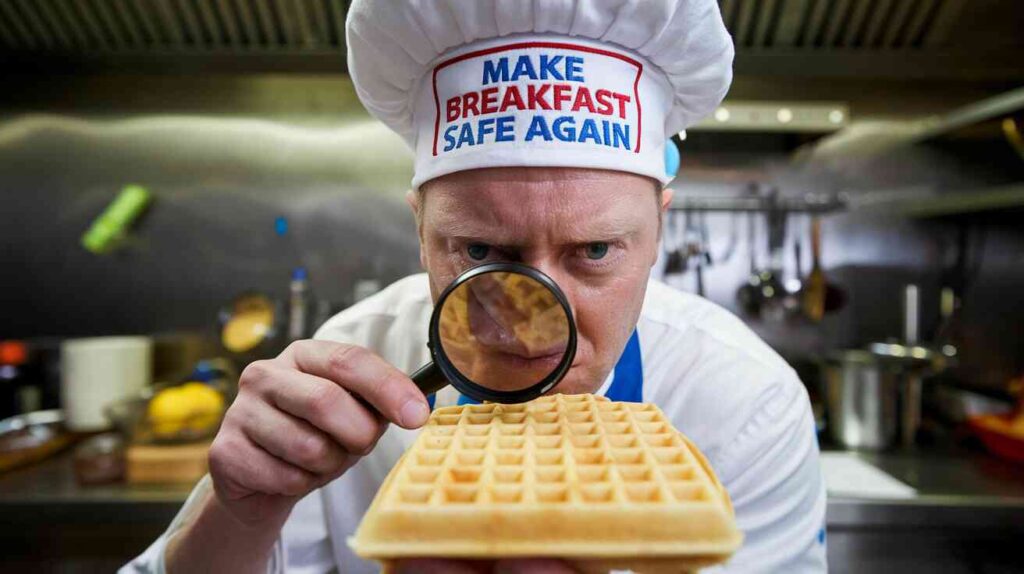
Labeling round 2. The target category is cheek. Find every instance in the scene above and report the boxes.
[421,237,462,294]
[572,272,648,365]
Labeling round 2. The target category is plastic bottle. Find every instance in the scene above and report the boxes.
[287,267,310,341]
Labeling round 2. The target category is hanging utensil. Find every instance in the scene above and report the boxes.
[803,216,827,321]
[694,211,711,297]
[681,209,704,294]
[736,212,762,316]
[664,210,686,276]
[758,196,789,322]
[713,212,739,265]
[782,213,805,317]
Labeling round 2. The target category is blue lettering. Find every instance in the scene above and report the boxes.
[476,118,495,145]
[553,116,576,142]
[525,115,552,141]
[602,119,611,147]
[482,57,509,85]
[566,56,584,82]
[612,122,631,150]
[495,115,515,142]
[578,119,600,144]
[456,123,475,149]
[539,54,564,80]
[443,124,458,152]
[511,55,538,81]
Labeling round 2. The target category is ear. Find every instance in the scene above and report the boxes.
[660,186,674,213]
[405,189,428,270]
[650,186,674,267]
[657,186,674,241]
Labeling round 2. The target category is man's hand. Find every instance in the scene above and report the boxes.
[208,340,431,526]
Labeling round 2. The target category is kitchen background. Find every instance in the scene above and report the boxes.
[1,0,1022,572]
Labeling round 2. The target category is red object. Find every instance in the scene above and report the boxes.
[0,341,27,366]
[968,414,1024,463]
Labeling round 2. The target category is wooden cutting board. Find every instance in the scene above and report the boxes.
[126,441,210,484]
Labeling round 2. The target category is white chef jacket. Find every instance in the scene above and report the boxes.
[124,274,827,573]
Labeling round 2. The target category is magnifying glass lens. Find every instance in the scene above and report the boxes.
[437,271,571,393]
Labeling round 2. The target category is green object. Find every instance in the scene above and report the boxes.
[81,185,152,254]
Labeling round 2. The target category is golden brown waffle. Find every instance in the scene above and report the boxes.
[350,394,742,573]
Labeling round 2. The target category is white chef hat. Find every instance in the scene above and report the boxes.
[346,0,733,190]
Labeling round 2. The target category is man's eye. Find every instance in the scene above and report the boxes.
[583,242,609,260]
[467,243,490,261]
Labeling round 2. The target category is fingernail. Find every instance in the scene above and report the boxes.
[399,398,429,428]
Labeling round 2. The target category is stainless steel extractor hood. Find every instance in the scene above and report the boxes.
[0,0,1022,81]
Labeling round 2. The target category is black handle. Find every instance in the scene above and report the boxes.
[411,361,448,397]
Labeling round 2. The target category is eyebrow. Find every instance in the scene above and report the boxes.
[432,211,645,245]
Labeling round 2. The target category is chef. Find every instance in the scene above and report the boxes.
[126,0,826,572]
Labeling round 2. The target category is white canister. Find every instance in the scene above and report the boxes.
[61,336,153,431]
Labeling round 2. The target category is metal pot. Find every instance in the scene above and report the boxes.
[823,351,901,450]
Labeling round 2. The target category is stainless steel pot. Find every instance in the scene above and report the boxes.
[823,351,900,450]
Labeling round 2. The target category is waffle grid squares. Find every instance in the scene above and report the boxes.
[390,394,717,508]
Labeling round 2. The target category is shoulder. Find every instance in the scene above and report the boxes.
[638,280,808,474]
[315,274,430,339]
[313,274,433,372]
[639,280,790,373]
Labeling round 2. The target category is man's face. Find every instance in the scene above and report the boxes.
[411,167,670,395]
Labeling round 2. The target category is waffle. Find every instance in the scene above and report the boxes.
[350,394,742,573]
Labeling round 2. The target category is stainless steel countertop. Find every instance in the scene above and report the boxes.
[1,446,1022,529]
[825,447,1024,529]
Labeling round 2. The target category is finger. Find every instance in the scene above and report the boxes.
[395,559,492,574]
[494,559,580,574]
[239,398,348,475]
[208,433,318,498]
[251,365,386,455]
[282,341,430,429]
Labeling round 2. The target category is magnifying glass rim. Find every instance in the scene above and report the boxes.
[428,262,577,404]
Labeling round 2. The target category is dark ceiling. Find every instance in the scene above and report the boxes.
[0,0,1022,82]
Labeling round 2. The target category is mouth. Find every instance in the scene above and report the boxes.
[466,284,567,359]
[490,348,565,370]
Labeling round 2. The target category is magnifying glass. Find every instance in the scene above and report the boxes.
[411,263,577,404]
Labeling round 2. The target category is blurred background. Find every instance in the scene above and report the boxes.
[0,1,1022,572]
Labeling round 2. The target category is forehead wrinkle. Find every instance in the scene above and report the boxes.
[422,167,657,244]
[429,191,646,246]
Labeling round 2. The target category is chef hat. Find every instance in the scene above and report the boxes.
[346,0,733,189]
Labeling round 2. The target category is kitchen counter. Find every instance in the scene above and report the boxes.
[2,444,1021,527]
[825,447,1024,529]
[1,444,1021,572]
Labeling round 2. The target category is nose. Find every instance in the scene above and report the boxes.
[520,258,579,322]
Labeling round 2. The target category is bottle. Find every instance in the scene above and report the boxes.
[287,267,310,341]
[0,341,32,418]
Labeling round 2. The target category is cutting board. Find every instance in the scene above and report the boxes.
[126,441,210,484]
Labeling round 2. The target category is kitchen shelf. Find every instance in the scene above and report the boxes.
[848,183,1024,218]
[804,87,1024,165]
[668,191,845,214]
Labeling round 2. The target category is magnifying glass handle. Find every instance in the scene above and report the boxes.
[411,361,448,397]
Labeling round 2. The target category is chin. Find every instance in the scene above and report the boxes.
[545,365,607,396]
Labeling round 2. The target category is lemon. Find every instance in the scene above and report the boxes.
[148,383,225,438]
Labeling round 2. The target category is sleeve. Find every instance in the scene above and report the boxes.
[120,475,333,574]
[709,377,828,573]
[122,302,399,568]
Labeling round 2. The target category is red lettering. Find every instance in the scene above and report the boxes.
[462,92,480,118]
[594,89,614,115]
[499,85,525,112]
[446,96,461,122]
[611,93,631,119]
[570,87,596,114]
[480,87,499,115]
[527,84,551,110]
[552,84,572,110]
